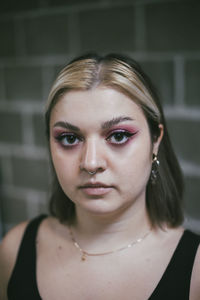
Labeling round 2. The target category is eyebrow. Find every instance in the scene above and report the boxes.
[53,116,134,131]
[53,121,81,132]
[101,116,134,129]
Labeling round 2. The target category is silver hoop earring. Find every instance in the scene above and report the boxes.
[151,154,160,184]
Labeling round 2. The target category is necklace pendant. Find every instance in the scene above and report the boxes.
[81,253,86,261]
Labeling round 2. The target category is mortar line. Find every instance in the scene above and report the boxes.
[134,4,146,51]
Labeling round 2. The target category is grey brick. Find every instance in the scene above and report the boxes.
[4,65,43,102]
[184,176,200,219]
[80,6,135,52]
[140,61,174,105]
[42,66,58,102]
[185,60,200,106]
[24,14,69,55]
[0,157,12,185]
[0,68,5,101]
[12,157,49,190]
[0,112,22,143]
[0,20,15,57]
[38,200,48,216]
[0,158,5,184]
[33,114,47,147]
[1,194,28,224]
[145,2,200,51]
[167,119,200,165]
[48,0,98,6]
[55,64,66,76]
[0,0,40,13]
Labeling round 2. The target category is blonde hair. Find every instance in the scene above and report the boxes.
[46,56,161,125]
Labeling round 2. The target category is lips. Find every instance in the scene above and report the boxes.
[78,182,113,196]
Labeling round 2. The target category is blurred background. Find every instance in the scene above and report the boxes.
[0,0,200,237]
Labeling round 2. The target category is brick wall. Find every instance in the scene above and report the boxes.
[0,0,200,235]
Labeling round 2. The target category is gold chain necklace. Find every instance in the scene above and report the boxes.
[69,227,152,261]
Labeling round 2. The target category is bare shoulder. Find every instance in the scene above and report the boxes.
[38,215,71,244]
[190,243,200,300]
[0,221,29,300]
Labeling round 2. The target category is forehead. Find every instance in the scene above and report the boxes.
[50,87,147,127]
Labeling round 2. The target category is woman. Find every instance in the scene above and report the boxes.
[0,53,199,300]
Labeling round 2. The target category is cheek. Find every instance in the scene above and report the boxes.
[51,154,76,198]
[50,145,76,184]
[116,138,152,180]
[119,156,152,182]
[117,155,152,202]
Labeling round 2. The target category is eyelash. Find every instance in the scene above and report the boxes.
[54,130,137,148]
[106,130,136,145]
[55,133,82,148]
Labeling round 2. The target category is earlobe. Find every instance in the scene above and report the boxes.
[153,124,164,155]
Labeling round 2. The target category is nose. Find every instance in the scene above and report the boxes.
[79,138,107,174]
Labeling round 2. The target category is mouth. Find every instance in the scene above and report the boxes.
[78,182,114,196]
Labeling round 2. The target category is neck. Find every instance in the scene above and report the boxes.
[71,200,152,253]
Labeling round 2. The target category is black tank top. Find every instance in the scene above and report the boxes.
[7,215,200,300]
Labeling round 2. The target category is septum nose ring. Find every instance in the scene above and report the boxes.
[88,171,96,175]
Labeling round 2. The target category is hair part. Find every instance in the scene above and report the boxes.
[45,53,184,228]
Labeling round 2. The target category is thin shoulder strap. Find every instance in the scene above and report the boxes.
[149,230,200,300]
[7,214,47,300]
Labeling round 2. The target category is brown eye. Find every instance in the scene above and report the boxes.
[107,131,134,144]
[113,132,126,142]
[65,135,77,144]
[56,133,81,147]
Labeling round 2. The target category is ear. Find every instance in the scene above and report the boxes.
[152,124,164,155]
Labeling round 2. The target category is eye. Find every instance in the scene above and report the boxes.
[55,133,81,147]
[107,130,136,145]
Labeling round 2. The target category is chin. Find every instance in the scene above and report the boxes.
[77,198,130,218]
[77,198,115,213]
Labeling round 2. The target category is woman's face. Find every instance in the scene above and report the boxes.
[50,87,161,218]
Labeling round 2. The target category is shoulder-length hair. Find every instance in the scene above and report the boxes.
[45,53,184,228]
